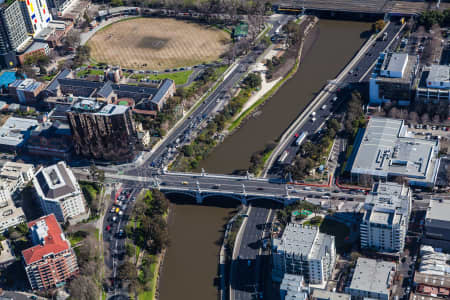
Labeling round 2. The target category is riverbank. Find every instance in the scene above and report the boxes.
[228,16,319,133]
[160,20,373,300]
[170,17,319,172]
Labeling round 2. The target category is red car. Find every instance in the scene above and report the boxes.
[106,225,111,231]
[294,133,299,138]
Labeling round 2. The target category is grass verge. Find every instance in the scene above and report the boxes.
[138,256,159,300]
[228,57,300,131]
[148,70,193,85]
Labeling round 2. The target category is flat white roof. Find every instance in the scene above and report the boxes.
[426,199,450,223]
[0,117,39,147]
[382,53,408,75]
[350,258,396,295]
[428,64,450,83]
[350,117,440,185]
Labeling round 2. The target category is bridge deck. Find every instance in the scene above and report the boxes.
[385,1,430,16]
[279,0,390,13]
[278,0,431,15]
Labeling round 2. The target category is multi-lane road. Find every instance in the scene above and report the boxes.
[232,205,274,300]
[271,21,404,171]
[102,186,141,298]
[125,14,295,173]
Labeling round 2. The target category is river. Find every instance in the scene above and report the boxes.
[159,19,371,300]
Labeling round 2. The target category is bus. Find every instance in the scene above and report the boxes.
[278,151,289,163]
[295,132,308,146]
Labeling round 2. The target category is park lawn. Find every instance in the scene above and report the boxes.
[68,235,84,247]
[76,69,105,77]
[41,74,55,81]
[138,256,158,300]
[148,70,193,85]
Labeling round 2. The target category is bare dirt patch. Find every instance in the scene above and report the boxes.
[87,18,231,70]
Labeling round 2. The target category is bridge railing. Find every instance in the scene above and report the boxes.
[164,171,272,182]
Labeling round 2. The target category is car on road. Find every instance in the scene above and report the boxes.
[257,187,264,191]
[106,225,111,231]
[321,104,327,110]
[182,181,188,185]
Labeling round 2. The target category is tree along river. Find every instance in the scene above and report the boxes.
[159,19,372,300]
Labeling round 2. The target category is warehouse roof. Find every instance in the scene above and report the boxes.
[349,258,396,295]
[312,289,351,300]
[350,117,440,185]
[0,117,39,148]
[426,199,450,223]
[428,64,450,84]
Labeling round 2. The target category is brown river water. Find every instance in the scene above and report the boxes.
[159,19,371,300]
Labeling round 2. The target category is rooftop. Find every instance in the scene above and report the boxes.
[280,274,308,300]
[0,117,39,147]
[9,79,43,92]
[374,52,418,84]
[0,161,33,179]
[33,161,79,201]
[349,258,396,295]
[24,42,48,54]
[381,52,408,77]
[272,224,334,260]
[0,240,15,265]
[349,117,440,185]
[151,79,174,105]
[45,69,174,105]
[363,182,410,226]
[22,214,70,265]
[0,186,25,224]
[427,64,450,85]
[312,289,351,300]
[418,245,450,278]
[70,99,128,116]
[426,199,450,223]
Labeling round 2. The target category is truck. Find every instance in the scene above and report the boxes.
[295,132,308,146]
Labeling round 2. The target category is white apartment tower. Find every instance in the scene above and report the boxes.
[32,161,86,223]
[272,224,336,285]
[360,182,411,253]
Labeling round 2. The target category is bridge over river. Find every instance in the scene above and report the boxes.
[76,169,303,205]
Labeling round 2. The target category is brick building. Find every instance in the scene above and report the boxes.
[22,214,79,290]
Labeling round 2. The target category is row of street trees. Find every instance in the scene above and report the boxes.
[117,190,170,295]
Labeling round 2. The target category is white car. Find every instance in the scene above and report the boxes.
[321,105,327,110]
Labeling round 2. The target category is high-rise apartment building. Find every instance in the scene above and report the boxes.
[360,182,411,253]
[66,99,139,161]
[19,0,52,37]
[32,161,86,223]
[22,214,79,290]
[0,0,32,67]
[272,224,336,285]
